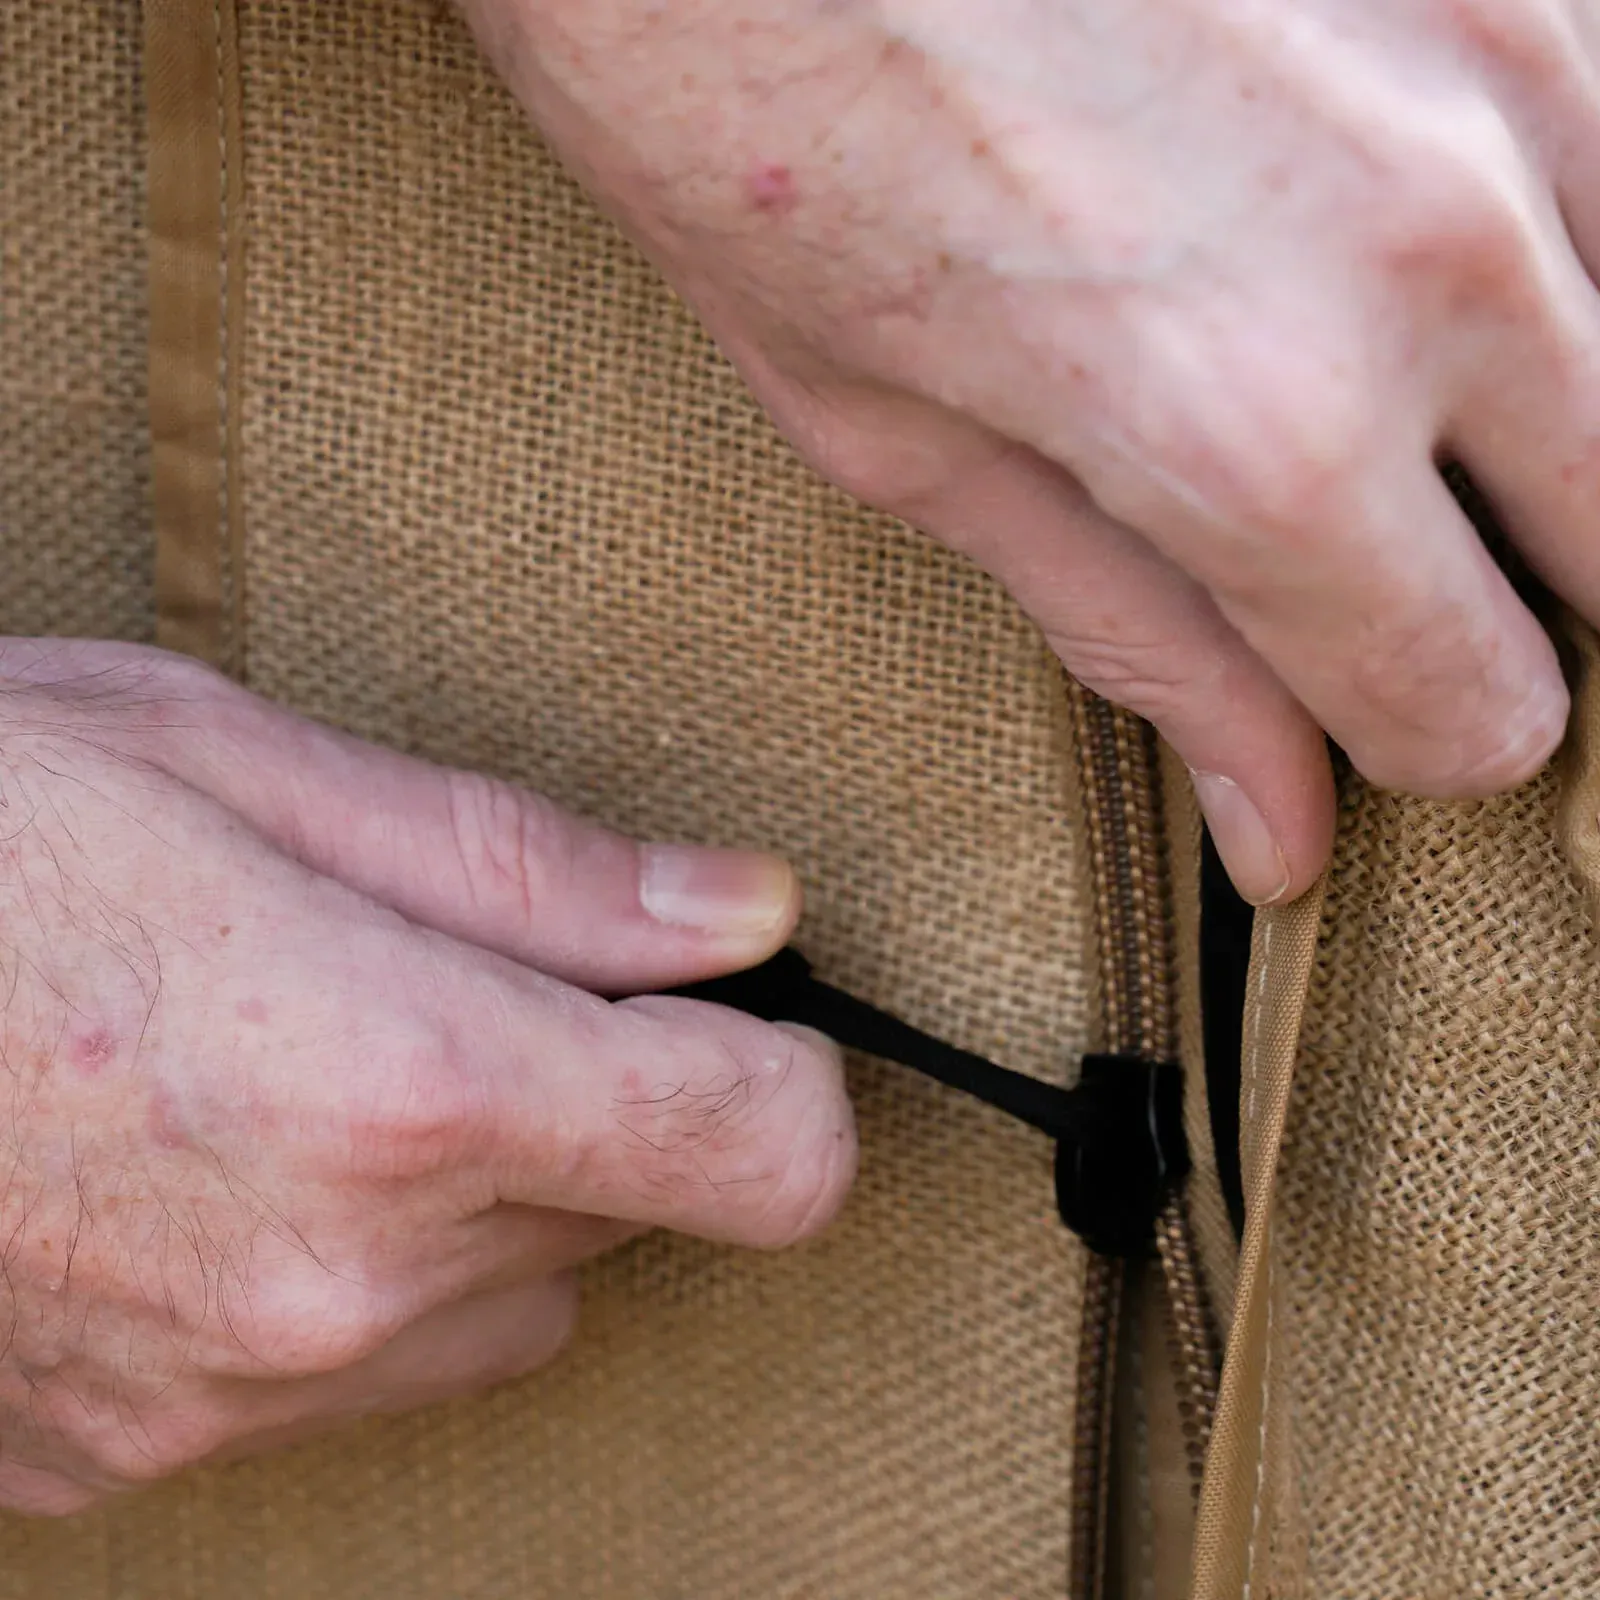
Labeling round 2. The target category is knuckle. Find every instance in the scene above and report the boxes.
[607,1003,857,1245]
[445,770,569,925]
[1056,628,1225,727]
[340,1028,484,1183]
[1379,123,1531,288]
[797,423,911,509]
[1345,605,1564,795]
[1093,362,1374,551]
[85,1420,207,1487]
[1196,399,1370,540]
[1352,602,1480,716]
[250,1278,405,1376]
[777,386,965,513]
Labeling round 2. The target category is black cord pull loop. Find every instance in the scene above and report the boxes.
[665,949,1188,1258]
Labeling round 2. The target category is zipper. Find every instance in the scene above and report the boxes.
[662,680,1218,1597]
[1067,682,1222,1594]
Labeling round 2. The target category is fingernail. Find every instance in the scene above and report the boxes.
[639,844,798,935]
[1189,772,1290,907]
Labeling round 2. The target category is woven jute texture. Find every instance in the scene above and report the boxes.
[1253,755,1600,1596]
[0,2,1099,1595]
[1,0,155,644]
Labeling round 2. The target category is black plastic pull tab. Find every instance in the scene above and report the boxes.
[664,949,1188,1258]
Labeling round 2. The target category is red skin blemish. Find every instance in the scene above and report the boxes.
[236,998,269,1025]
[70,1029,117,1075]
[747,163,797,216]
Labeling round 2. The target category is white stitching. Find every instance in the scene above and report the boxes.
[214,0,231,662]
[1241,915,1276,1600]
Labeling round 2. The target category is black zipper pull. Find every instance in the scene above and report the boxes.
[664,949,1188,1259]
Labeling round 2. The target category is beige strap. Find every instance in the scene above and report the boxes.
[144,0,246,670]
[1190,879,1325,1600]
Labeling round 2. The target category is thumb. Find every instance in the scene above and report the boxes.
[729,370,1336,905]
[822,415,1339,906]
[0,639,798,992]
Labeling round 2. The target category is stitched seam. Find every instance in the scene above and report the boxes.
[214,0,231,670]
[1241,915,1275,1600]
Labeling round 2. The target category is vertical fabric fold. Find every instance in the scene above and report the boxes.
[1190,880,1325,1600]
[144,0,245,672]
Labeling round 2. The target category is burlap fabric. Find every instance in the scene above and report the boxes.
[0,0,155,645]
[1271,768,1600,1595]
[23,2,1600,1596]
[2,2,1114,1594]
[1196,720,1600,1596]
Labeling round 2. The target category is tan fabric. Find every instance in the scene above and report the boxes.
[1190,882,1324,1600]
[35,0,1600,1592]
[1,1,1127,1594]
[1,0,155,644]
[145,0,246,670]
[1196,705,1600,1594]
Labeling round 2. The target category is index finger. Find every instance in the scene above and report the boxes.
[459,964,858,1250]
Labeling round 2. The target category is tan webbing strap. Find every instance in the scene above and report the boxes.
[1190,880,1326,1600]
[144,0,245,671]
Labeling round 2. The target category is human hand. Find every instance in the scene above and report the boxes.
[0,640,853,1514]
[462,0,1600,902]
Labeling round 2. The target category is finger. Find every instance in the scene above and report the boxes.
[433,1204,642,1300]
[1445,192,1600,635]
[909,432,1336,904]
[1208,472,1563,799]
[438,958,858,1248]
[208,1276,581,1464]
[0,640,800,994]
[199,716,801,992]
[749,379,1336,905]
[334,1273,580,1406]
[1034,341,1568,802]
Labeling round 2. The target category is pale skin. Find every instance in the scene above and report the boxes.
[461,0,1600,904]
[7,0,1600,1512]
[0,642,852,1513]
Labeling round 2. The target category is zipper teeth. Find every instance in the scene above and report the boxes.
[1102,711,1224,1484]
[1155,1193,1224,1483]
[1068,684,1219,1594]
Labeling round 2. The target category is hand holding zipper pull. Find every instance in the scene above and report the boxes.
[664,949,1188,1257]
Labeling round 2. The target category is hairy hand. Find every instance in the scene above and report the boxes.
[0,641,853,1514]
[462,0,1600,901]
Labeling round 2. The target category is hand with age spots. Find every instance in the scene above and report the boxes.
[460,0,1600,903]
[0,641,854,1516]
